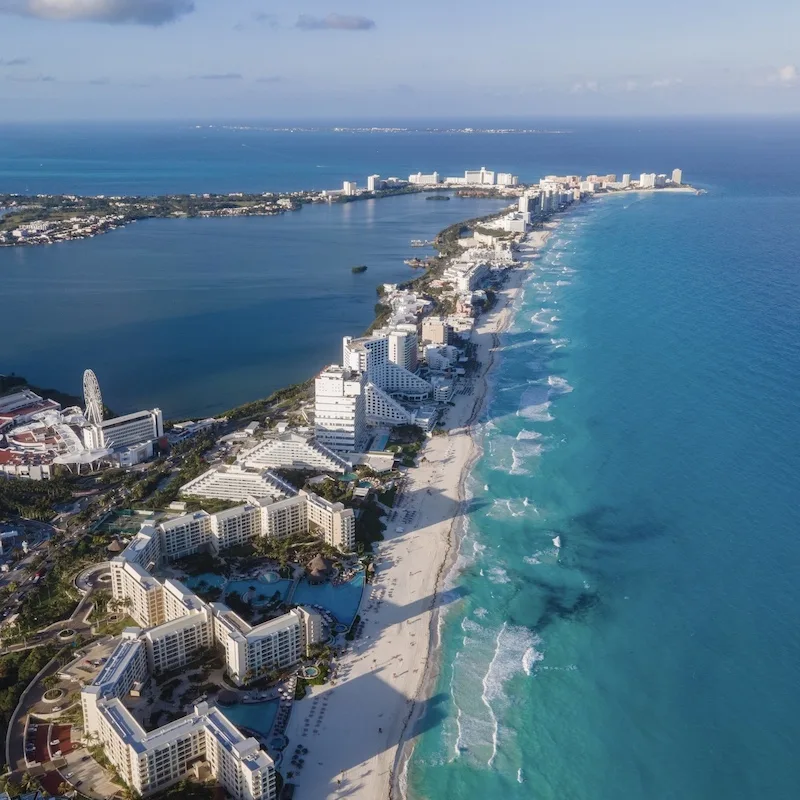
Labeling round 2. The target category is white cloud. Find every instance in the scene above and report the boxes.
[570,80,598,94]
[767,64,798,86]
[650,77,683,88]
[0,0,194,25]
[624,79,639,92]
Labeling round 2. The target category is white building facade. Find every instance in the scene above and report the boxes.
[313,366,368,453]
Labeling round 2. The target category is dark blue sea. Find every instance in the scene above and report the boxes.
[2,118,800,799]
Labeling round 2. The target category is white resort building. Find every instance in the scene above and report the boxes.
[240,431,350,474]
[83,408,164,450]
[82,636,276,800]
[313,365,368,453]
[180,465,297,503]
[211,605,322,685]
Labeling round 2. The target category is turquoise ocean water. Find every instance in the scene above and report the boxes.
[2,119,800,797]
[407,184,800,798]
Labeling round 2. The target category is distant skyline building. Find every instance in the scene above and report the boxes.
[622,173,632,188]
[408,171,440,185]
[496,172,519,186]
[342,180,357,196]
[464,167,496,185]
[672,168,683,184]
[367,174,381,192]
[639,173,657,189]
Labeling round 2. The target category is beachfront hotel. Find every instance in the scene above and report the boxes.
[180,464,297,504]
[239,430,350,474]
[211,605,322,685]
[109,551,323,682]
[81,634,277,799]
[313,365,369,453]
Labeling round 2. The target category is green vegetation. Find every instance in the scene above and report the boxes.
[145,431,217,509]
[0,374,83,409]
[377,486,398,507]
[0,644,62,732]
[95,614,137,637]
[356,502,386,549]
[222,379,314,424]
[345,614,362,641]
[173,551,230,577]
[387,424,426,467]
[150,778,218,800]
[473,225,513,239]
[294,661,330,697]
[308,478,352,505]
[182,497,240,514]
[254,530,342,564]
[0,769,44,798]
[365,302,392,335]
[0,475,75,521]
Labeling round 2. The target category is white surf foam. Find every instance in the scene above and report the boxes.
[517,385,554,421]
[522,635,545,675]
[510,447,529,476]
[451,651,465,759]
[547,375,574,396]
[480,623,542,767]
[487,566,510,584]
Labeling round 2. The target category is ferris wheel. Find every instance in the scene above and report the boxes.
[83,369,104,426]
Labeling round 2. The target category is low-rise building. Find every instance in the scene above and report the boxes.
[180,465,296,503]
[240,432,350,474]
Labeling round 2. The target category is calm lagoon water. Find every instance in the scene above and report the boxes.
[0,193,507,418]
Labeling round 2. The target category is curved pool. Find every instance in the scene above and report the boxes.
[292,571,365,625]
[219,701,279,739]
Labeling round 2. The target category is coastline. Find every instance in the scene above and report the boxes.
[390,221,557,799]
[280,223,556,800]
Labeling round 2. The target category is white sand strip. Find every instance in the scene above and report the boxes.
[284,225,555,800]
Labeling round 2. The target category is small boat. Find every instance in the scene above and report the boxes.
[351,265,368,273]
[426,194,450,201]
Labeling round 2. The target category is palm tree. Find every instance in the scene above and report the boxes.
[20,772,37,792]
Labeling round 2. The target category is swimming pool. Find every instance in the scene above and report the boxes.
[226,578,293,606]
[292,572,365,625]
[184,573,226,590]
[183,573,294,606]
[219,701,279,739]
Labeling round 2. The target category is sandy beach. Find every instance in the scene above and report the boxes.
[284,225,555,800]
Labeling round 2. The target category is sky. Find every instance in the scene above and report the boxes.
[0,0,798,121]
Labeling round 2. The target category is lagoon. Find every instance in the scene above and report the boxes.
[0,192,508,419]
